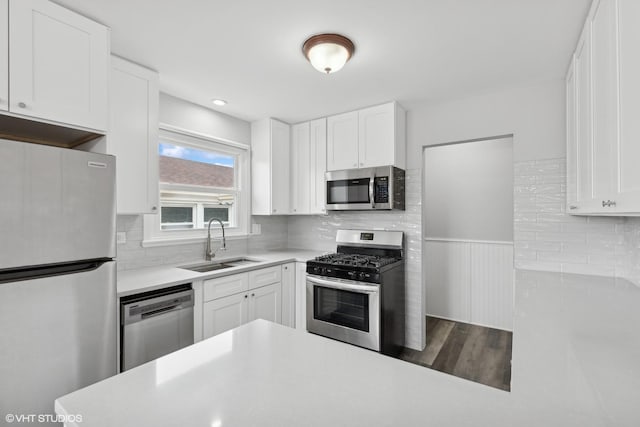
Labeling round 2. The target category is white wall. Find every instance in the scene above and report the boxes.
[159,93,251,145]
[406,80,566,166]
[424,137,514,241]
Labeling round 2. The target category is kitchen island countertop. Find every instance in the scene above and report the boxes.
[57,270,640,426]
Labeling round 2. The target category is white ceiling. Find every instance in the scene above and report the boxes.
[54,0,590,124]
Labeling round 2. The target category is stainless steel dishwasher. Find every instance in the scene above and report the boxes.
[120,283,194,371]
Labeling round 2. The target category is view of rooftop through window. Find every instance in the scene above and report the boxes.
[157,139,241,231]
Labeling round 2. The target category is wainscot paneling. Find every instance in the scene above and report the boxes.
[424,239,514,331]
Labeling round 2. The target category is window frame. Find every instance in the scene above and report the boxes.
[143,125,250,247]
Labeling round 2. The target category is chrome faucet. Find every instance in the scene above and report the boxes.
[205,218,227,261]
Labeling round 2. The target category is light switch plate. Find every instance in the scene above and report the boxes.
[116,232,127,244]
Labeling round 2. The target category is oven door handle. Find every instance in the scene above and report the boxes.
[307,275,379,294]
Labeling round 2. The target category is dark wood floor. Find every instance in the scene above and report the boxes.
[399,316,512,391]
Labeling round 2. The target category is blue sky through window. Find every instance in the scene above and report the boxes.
[159,142,235,167]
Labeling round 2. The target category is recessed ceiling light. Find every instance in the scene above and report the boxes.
[302,33,355,74]
[212,99,227,106]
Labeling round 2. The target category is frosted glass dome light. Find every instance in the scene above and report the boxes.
[303,34,355,74]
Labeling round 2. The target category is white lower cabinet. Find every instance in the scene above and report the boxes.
[249,283,281,325]
[202,266,285,340]
[294,262,307,331]
[280,263,295,327]
[203,292,248,338]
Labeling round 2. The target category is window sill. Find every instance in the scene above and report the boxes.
[141,233,250,248]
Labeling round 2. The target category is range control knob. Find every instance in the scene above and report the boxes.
[358,272,367,281]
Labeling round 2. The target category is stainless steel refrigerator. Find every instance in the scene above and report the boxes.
[0,139,117,425]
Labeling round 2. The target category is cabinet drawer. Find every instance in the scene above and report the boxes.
[249,266,282,289]
[203,273,249,302]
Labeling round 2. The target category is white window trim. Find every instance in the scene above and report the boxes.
[142,126,250,248]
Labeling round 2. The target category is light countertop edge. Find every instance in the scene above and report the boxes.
[116,249,327,297]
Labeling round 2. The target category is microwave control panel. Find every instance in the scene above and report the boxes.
[374,176,389,203]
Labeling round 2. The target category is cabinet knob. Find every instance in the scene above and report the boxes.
[353,163,357,167]
[18,102,26,108]
[251,293,255,297]
[569,205,577,210]
[273,209,277,213]
[609,200,616,207]
[360,163,364,166]
[244,295,248,299]
[151,206,157,211]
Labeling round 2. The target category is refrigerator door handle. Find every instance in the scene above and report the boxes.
[0,259,111,285]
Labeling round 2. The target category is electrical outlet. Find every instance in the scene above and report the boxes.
[116,232,127,244]
[252,223,261,235]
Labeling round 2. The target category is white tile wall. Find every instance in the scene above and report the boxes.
[116,215,288,271]
[513,158,639,282]
[287,168,424,350]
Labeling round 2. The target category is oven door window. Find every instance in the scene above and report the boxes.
[313,286,370,332]
[327,178,370,204]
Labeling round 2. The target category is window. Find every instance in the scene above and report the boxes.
[143,127,249,246]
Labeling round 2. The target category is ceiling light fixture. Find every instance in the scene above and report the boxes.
[212,99,227,106]
[302,33,355,74]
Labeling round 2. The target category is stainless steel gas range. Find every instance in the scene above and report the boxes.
[306,229,405,356]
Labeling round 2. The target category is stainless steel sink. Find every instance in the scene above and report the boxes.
[179,258,261,273]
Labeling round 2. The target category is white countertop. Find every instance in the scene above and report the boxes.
[117,249,325,297]
[57,270,640,426]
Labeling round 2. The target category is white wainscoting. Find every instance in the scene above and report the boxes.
[424,239,514,331]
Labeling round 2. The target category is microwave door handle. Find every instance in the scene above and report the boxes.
[369,173,375,208]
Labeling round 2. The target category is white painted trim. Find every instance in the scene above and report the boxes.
[424,237,514,245]
[159,123,250,150]
[141,232,249,248]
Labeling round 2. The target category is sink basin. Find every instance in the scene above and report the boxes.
[179,258,262,273]
[180,263,235,273]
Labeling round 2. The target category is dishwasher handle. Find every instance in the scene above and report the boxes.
[122,289,194,326]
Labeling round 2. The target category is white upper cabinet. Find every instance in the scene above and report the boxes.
[358,102,406,169]
[109,56,159,215]
[291,122,310,214]
[590,0,618,202]
[0,0,7,112]
[566,58,578,212]
[8,0,109,131]
[290,118,327,215]
[616,0,640,209]
[327,102,406,171]
[327,111,359,170]
[251,118,290,215]
[309,118,327,214]
[567,0,640,215]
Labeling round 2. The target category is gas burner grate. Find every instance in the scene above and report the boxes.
[314,253,399,269]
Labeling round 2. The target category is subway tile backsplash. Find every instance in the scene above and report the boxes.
[116,215,288,271]
[514,157,639,283]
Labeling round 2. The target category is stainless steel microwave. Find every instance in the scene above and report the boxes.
[325,166,405,211]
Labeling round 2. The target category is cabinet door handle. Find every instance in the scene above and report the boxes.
[602,200,607,207]
[609,200,616,207]
[569,205,577,210]
[18,102,26,108]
